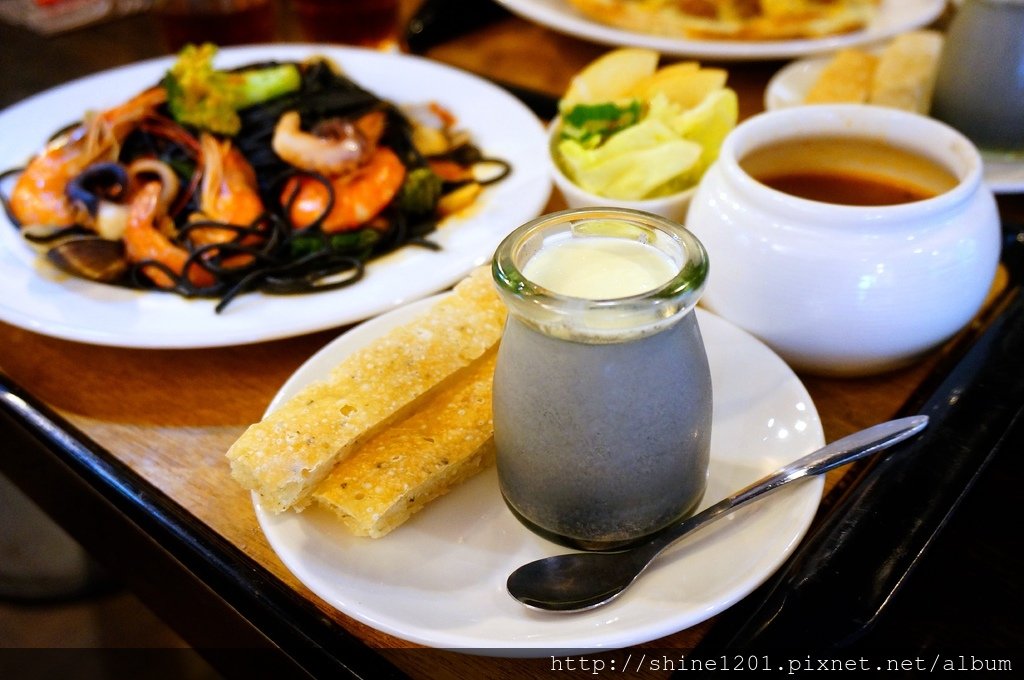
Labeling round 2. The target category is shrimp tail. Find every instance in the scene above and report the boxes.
[124,182,215,290]
[8,86,168,230]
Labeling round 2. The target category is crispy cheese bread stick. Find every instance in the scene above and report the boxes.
[869,30,944,113]
[314,350,497,538]
[226,267,505,513]
[805,48,878,104]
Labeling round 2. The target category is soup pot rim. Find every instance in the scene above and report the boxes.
[716,104,984,227]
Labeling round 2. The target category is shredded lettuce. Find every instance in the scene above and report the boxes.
[554,89,738,200]
[670,88,738,180]
[559,100,643,146]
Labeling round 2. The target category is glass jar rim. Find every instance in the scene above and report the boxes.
[491,207,709,342]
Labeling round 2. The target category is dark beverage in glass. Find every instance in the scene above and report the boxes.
[154,0,276,53]
[289,0,399,49]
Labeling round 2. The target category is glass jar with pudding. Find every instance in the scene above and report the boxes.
[491,208,711,551]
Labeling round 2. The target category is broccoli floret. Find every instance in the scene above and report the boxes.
[397,165,446,214]
[398,167,444,215]
[163,43,301,136]
[290,230,381,258]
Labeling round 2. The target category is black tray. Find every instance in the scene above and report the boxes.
[696,223,1024,655]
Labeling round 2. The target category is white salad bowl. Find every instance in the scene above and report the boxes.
[547,119,696,222]
[686,104,1002,376]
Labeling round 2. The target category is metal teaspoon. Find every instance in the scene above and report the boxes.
[506,415,929,613]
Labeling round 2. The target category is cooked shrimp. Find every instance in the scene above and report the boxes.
[428,158,472,183]
[352,109,386,147]
[271,110,386,176]
[404,102,460,156]
[9,88,167,229]
[283,146,406,232]
[127,159,180,216]
[188,133,264,246]
[124,181,214,290]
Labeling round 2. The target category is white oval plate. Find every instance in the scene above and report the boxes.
[764,53,1024,194]
[0,45,551,348]
[495,0,944,61]
[254,300,824,654]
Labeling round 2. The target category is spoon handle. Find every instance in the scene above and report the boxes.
[643,415,929,557]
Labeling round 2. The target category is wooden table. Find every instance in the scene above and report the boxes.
[2,1,1022,676]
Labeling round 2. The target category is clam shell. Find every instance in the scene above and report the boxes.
[46,236,128,283]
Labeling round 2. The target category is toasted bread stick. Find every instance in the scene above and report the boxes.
[805,48,878,104]
[226,267,505,513]
[869,30,944,113]
[314,350,497,538]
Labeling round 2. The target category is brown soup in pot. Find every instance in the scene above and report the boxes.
[740,137,959,206]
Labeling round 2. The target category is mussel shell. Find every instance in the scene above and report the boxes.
[471,158,512,185]
[21,223,89,245]
[66,162,128,218]
[46,236,128,283]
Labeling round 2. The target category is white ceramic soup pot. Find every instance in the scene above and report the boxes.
[686,104,1001,376]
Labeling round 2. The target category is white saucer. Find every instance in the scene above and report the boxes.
[254,300,824,654]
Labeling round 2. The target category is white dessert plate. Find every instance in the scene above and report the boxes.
[494,0,944,61]
[765,54,1024,194]
[254,299,825,654]
[0,45,550,348]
